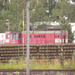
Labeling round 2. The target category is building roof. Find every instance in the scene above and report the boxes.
[35,24,60,31]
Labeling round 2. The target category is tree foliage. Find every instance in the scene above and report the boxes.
[0,0,3,10]
[61,19,74,43]
[52,0,74,43]
[0,0,74,42]
[30,0,50,23]
[18,20,26,31]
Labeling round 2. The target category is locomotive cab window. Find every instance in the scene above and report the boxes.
[41,35,42,38]
[6,35,8,38]
[6,34,10,38]
[10,34,12,39]
[55,35,57,38]
[64,35,66,43]
[43,35,45,38]
[58,35,59,38]
[19,34,21,39]
[37,35,38,38]
[13,33,17,40]
[55,35,59,38]
[30,35,31,38]
[39,35,40,38]
[34,35,35,38]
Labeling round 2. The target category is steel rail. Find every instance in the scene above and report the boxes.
[0,69,75,75]
[0,69,75,72]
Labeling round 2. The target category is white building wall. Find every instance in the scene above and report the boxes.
[70,23,75,43]
[0,33,6,44]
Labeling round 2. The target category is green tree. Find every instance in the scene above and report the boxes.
[0,0,3,10]
[47,0,56,16]
[0,0,26,31]
[30,0,50,24]
[18,20,26,31]
[52,0,74,43]
[0,0,75,36]
[52,0,75,22]
[61,19,74,43]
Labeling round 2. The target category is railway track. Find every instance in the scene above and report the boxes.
[0,43,75,63]
[0,69,75,75]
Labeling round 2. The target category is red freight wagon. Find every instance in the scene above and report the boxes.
[5,30,68,44]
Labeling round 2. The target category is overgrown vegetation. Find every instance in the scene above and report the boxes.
[0,56,75,69]
[0,55,75,75]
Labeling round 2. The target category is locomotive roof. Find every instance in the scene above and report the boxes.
[5,31,22,34]
[22,30,68,34]
[5,30,68,34]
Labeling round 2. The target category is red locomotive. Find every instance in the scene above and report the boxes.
[4,30,68,44]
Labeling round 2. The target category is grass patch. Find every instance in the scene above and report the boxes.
[0,58,75,69]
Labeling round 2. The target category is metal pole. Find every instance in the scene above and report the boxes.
[6,19,10,31]
[49,0,50,16]
[26,0,30,75]
[47,41,48,61]
[61,20,63,66]
[23,9,24,55]
[8,21,10,31]
[61,21,63,50]
[18,44,19,61]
